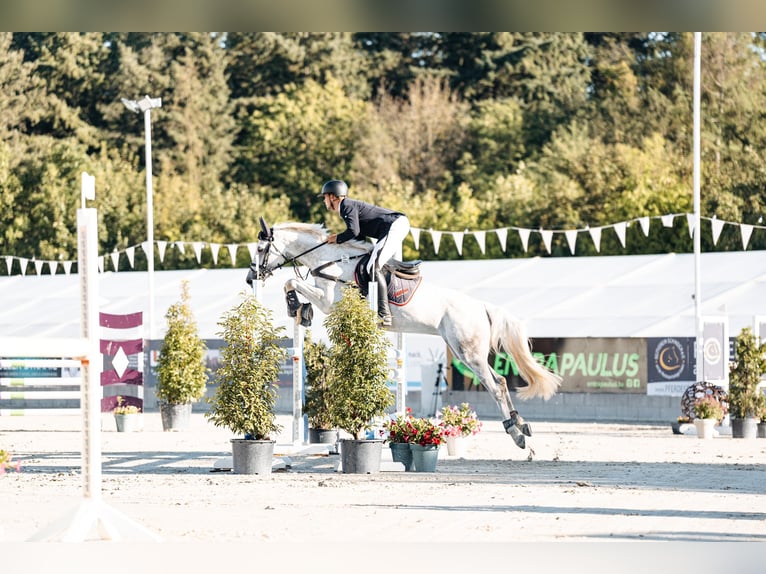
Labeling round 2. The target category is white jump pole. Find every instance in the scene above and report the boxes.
[26,173,160,542]
[394,243,406,416]
[292,318,305,444]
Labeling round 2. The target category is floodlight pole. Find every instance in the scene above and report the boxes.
[693,33,704,383]
[122,95,162,363]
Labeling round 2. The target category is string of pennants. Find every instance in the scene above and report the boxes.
[0,212,761,277]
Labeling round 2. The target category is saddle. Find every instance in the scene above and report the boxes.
[354,254,423,306]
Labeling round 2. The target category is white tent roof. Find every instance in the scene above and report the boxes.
[1,250,765,341]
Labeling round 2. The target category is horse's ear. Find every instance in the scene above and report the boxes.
[259,217,272,240]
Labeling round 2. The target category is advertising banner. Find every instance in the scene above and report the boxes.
[646,337,696,396]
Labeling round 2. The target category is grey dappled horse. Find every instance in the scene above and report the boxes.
[247,220,561,449]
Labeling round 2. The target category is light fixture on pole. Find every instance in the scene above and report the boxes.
[121,95,162,355]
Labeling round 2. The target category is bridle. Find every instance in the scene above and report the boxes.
[252,217,363,283]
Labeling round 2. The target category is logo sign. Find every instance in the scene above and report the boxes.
[651,337,687,381]
[702,320,727,382]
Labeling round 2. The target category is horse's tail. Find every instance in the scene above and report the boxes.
[486,305,561,401]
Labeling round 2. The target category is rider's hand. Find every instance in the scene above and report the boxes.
[327,234,337,244]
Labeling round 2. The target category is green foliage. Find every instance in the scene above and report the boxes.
[692,396,724,422]
[324,286,393,439]
[156,280,209,404]
[302,332,333,429]
[728,327,766,419]
[205,293,287,439]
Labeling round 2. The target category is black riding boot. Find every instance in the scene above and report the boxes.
[377,273,392,327]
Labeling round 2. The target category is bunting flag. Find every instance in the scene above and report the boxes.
[741,223,753,250]
[410,228,420,250]
[686,213,695,238]
[564,230,578,255]
[588,226,602,252]
[495,228,507,252]
[473,230,486,254]
[711,218,725,245]
[192,241,204,263]
[451,231,464,255]
[141,241,152,261]
[226,244,238,266]
[639,216,651,236]
[540,229,553,254]
[614,222,627,248]
[518,228,530,252]
[5,212,766,278]
[157,240,167,263]
[210,243,221,265]
[430,230,442,255]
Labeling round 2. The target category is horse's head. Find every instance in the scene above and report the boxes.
[246,217,281,285]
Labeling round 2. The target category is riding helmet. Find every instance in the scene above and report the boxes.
[318,179,348,198]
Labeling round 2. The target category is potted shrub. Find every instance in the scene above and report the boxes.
[303,332,337,444]
[325,286,394,473]
[156,280,209,431]
[692,396,724,440]
[383,407,416,471]
[728,327,765,439]
[113,395,142,432]
[205,293,287,474]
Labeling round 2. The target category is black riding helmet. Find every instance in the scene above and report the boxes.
[317,179,348,198]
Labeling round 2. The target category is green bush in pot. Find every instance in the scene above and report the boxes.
[324,286,393,440]
[303,332,333,431]
[728,327,766,420]
[205,292,287,440]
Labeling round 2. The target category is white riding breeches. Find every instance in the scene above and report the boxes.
[367,216,410,275]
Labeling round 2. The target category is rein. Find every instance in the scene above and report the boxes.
[262,235,365,284]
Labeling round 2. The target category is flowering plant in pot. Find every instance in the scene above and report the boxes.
[692,396,724,422]
[205,293,287,473]
[408,417,444,446]
[113,395,142,432]
[439,402,482,437]
[383,407,416,443]
[156,280,209,431]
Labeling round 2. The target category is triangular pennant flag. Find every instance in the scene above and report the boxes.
[110,250,120,271]
[62,260,73,275]
[34,259,44,275]
[711,218,725,246]
[686,213,695,238]
[495,228,508,252]
[157,241,167,262]
[247,242,257,261]
[192,242,204,263]
[175,241,185,255]
[661,214,675,227]
[126,246,135,268]
[451,231,464,255]
[97,256,104,273]
[430,230,442,255]
[48,261,58,276]
[540,229,553,254]
[639,217,650,236]
[588,226,602,252]
[518,228,531,252]
[19,257,28,276]
[141,241,154,267]
[410,228,420,250]
[564,230,578,255]
[473,230,486,254]
[741,223,753,250]
[4,256,12,274]
[613,222,627,248]
[210,243,221,265]
[226,244,239,266]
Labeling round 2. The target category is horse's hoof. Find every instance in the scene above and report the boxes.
[520,423,532,437]
[299,303,313,327]
[285,291,301,317]
[503,420,526,449]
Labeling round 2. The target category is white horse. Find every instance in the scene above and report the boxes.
[247,219,561,449]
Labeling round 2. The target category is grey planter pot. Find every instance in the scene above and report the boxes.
[731,417,758,439]
[339,439,383,474]
[159,402,192,431]
[757,422,766,439]
[309,428,339,444]
[231,439,275,474]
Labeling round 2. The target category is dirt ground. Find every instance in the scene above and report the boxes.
[1,413,764,571]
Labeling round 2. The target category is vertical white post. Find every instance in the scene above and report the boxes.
[292,321,304,444]
[143,107,156,364]
[77,206,101,501]
[693,32,704,383]
[394,243,406,415]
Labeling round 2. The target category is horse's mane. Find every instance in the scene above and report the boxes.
[273,222,370,253]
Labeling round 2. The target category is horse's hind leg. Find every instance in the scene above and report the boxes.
[497,379,532,437]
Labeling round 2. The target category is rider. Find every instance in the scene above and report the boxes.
[319,179,410,327]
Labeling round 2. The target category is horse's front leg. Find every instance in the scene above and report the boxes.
[284,277,336,326]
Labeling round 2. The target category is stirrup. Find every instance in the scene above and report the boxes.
[378,314,392,327]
